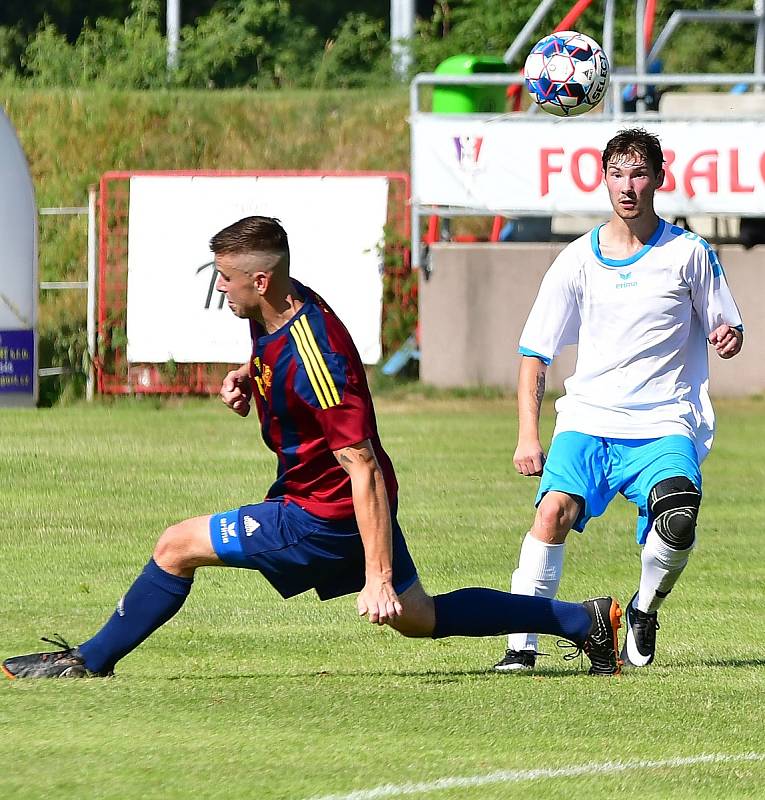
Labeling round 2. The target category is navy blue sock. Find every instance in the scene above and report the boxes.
[78,559,193,672]
[431,588,591,642]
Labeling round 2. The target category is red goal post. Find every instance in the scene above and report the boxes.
[96,170,412,395]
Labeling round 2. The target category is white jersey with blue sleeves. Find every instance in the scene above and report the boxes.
[519,219,743,460]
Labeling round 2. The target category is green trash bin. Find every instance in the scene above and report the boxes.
[432,54,509,113]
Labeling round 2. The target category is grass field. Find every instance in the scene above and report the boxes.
[1,395,764,799]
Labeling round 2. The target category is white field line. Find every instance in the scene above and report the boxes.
[307,752,765,800]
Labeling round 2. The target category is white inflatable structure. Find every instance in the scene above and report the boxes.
[0,107,37,406]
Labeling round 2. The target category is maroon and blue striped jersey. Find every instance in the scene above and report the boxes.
[248,281,398,520]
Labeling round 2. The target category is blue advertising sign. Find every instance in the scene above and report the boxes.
[0,330,34,394]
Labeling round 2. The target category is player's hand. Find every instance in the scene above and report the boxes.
[220,369,252,416]
[514,438,545,477]
[709,324,743,359]
[357,574,403,626]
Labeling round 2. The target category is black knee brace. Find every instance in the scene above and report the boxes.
[649,477,701,550]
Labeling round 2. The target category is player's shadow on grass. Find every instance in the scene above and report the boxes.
[167,667,590,681]
[700,658,765,669]
[391,668,589,682]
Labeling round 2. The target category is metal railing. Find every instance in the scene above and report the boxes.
[38,186,98,400]
[410,72,765,117]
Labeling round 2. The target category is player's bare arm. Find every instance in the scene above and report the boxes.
[514,356,548,477]
[220,364,252,416]
[709,324,744,360]
[334,439,403,626]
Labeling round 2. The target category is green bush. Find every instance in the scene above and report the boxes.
[178,1,320,89]
[38,320,89,406]
[315,13,393,89]
[0,24,23,79]
[23,0,167,89]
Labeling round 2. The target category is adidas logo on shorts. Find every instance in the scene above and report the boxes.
[243,516,261,536]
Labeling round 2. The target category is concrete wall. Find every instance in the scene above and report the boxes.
[659,91,765,117]
[419,242,763,396]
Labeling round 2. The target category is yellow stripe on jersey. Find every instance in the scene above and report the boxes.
[296,316,341,406]
[290,320,337,409]
[290,325,330,409]
[294,320,336,407]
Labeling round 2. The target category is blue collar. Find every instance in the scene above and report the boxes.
[591,218,665,268]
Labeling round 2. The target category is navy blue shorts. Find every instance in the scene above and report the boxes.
[209,500,419,601]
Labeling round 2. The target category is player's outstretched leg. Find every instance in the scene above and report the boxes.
[2,635,113,680]
[392,582,621,676]
[2,553,194,679]
[2,552,194,680]
[2,515,220,680]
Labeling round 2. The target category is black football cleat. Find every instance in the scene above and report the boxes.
[2,636,113,680]
[560,597,622,676]
[493,648,538,672]
[620,592,660,667]
[581,597,622,675]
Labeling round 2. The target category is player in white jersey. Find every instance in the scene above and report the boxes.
[494,128,744,672]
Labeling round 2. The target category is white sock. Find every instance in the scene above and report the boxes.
[507,532,566,652]
[636,527,694,614]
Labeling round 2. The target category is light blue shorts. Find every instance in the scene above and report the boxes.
[537,432,702,544]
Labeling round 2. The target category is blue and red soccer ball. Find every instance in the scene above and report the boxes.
[524,31,610,117]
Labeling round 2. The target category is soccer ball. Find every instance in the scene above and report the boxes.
[524,31,610,117]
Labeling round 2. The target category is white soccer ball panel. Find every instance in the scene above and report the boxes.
[523,53,546,80]
[573,60,596,87]
[565,32,600,50]
[546,54,575,82]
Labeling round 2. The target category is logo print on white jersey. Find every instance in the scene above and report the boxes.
[616,270,638,289]
[243,515,261,536]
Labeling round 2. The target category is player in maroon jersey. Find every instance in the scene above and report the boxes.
[3,217,622,680]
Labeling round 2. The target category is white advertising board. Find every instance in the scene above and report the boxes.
[0,108,38,406]
[412,118,765,216]
[126,176,389,365]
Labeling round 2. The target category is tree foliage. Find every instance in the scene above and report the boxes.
[315,13,392,89]
[22,0,166,88]
[1,0,760,89]
[177,1,320,88]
